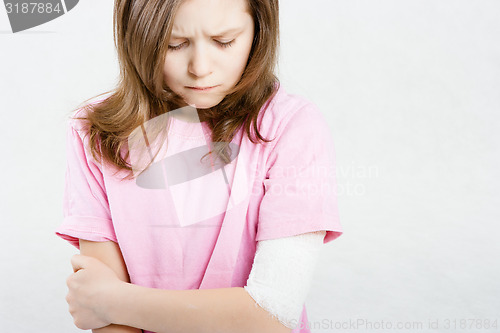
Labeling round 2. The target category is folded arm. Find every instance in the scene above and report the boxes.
[78,239,143,333]
[106,231,326,333]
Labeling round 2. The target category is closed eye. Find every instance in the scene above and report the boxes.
[168,39,235,51]
[168,42,187,51]
[215,40,235,48]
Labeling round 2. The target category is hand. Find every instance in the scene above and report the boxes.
[66,254,122,330]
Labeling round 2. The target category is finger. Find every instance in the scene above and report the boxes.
[70,254,86,273]
[66,274,72,287]
[65,292,71,304]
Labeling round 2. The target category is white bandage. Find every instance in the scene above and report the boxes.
[244,230,326,330]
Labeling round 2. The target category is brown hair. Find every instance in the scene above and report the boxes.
[72,0,280,180]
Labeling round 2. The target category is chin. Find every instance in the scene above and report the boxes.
[188,97,225,109]
[192,103,219,110]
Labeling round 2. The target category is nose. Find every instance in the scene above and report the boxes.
[188,44,212,78]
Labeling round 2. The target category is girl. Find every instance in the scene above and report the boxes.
[55,0,343,332]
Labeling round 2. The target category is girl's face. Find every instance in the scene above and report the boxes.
[163,0,255,109]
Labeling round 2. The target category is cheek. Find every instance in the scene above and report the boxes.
[163,58,179,82]
[225,48,252,75]
[233,37,254,71]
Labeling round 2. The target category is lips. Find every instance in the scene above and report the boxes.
[187,85,218,91]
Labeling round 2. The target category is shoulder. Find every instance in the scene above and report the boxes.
[65,97,110,161]
[67,95,110,133]
[257,84,331,148]
[66,97,107,140]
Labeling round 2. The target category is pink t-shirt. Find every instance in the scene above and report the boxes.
[55,84,343,333]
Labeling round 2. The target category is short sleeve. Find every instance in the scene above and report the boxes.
[54,117,117,250]
[256,103,343,244]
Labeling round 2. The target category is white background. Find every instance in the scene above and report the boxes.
[1,1,499,332]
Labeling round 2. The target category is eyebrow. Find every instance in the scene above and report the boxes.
[170,27,243,38]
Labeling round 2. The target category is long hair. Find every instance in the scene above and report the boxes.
[72,0,280,180]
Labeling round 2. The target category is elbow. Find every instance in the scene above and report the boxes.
[241,287,296,333]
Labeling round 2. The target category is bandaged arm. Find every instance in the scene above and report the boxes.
[244,230,326,330]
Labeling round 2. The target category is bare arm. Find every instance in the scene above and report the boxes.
[79,239,143,333]
[109,284,292,333]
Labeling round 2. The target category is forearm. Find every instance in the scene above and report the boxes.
[92,324,142,333]
[109,283,291,333]
[77,240,143,333]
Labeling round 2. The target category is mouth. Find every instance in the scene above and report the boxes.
[186,85,219,91]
